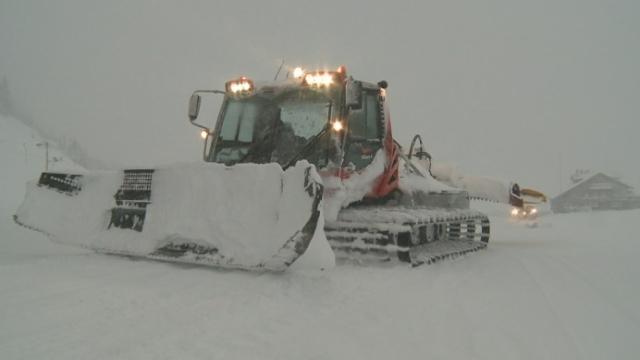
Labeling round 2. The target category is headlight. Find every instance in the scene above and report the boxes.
[511,208,519,216]
[292,67,305,79]
[225,77,254,95]
[530,208,538,214]
[332,120,344,132]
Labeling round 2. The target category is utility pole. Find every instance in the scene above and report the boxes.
[558,151,563,195]
[37,142,49,171]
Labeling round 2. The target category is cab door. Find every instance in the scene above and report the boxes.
[343,89,383,170]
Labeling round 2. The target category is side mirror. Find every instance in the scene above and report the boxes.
[188,94,201,122]
[345,79,362,109]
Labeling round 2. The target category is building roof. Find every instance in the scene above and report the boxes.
[553,172,633,201]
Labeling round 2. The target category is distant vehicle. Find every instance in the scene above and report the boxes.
[511,205,538,220]
[511,188,547,221]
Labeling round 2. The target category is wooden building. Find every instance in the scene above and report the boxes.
[551,173,640,213]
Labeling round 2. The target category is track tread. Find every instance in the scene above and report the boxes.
[326,206,490,266]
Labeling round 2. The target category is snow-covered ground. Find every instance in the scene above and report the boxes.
[1,114,639,359]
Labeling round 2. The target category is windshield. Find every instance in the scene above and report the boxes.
[211,89,333,166]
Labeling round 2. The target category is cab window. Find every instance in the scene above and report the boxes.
[348,92,380,140]
[344,91,382,170]
[219,100,259,142]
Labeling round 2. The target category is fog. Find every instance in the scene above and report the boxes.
[1,0,639,196]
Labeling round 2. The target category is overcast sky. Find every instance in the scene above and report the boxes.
[1,0,638,195]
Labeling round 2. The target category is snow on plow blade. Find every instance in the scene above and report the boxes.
[14,162,323,271]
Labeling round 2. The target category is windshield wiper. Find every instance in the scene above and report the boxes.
[283,101,333,170]
[282,124,330,170]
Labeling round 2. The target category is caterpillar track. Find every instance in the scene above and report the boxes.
[326,207,489,265]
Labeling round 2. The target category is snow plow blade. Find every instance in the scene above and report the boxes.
[14,162,323,271]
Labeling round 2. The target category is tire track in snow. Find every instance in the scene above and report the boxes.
[517,254,638,360]
[512,254,585,359]
[547,253,640,328]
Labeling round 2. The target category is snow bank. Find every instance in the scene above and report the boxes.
[398,157,453,194]
[413,158,514,203]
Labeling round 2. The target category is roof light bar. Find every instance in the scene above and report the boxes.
[299,65,347,87]
[305,72,335,87]
[225,77,254,95]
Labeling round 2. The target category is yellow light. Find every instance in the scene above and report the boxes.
[293,67,304,79]
[332,120,344,132]
[200,130,208,139]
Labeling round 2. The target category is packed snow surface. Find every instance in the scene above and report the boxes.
[2,114,639,359]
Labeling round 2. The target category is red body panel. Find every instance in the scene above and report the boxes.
[316,94,399,200]
[369,94,399,199]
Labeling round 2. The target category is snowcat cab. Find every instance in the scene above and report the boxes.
[189,67,398,200]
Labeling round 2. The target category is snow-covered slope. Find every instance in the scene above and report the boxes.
[0,114,86,260]
[0,114,83,212]
[1,114,639,359]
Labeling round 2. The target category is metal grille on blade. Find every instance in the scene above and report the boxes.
[38,173,83,195]
[108,169,154,232]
